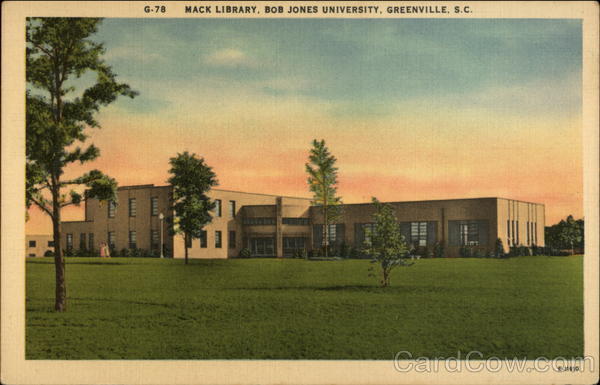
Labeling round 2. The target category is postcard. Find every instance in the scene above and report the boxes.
[1,1,598,384]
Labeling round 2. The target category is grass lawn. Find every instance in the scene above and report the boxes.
[26,255,583,360]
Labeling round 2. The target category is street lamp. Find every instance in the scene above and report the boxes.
[159,213,164,258]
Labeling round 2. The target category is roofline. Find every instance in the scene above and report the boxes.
[337,197,544,207]
[116,184,312,201]
[108,184,545,206]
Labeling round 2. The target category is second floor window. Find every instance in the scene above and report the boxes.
[129,198,137,217]
[29,240,36,247]
[108,200,116,218]
[214,199,222,217]
[151,197,159,216]
[229,200,236,218]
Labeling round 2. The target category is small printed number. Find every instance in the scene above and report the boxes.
[144,5,166,13]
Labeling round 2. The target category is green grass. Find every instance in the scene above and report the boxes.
[26,256,583,360]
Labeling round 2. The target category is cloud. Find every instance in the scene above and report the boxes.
[104,45,166,64]
[204,48,254,67]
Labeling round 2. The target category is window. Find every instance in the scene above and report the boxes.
[507,219,511,246]
[129,231,137,249]
[200,230,207,248]
[526,221,530,245]
[151,197,159,216]
[283,237,306,257]
[129,198,137,217]
[242,217,276,225]
[66,233,73,250]
[151,230,159,249]
[326,224,337,245]
[251,237,274,256]
[215,231,222,248]
[229,231,236,249]
[282,217,310,225]
[511,220,516,246]
[48,241,54,247]
[108,200,116,218]
[214,199,222,217]
[88,233,94,251]
[363,223,376,245]
[516,221,519,245]
[80,233,86,250]
[29,240,36,248]
[534,222,537,244]
[229,200,236,218]
[459,222,479,246]
[108,231,116,248]
[410,222,428,247]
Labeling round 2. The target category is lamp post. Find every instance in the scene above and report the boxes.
[159,212,164,258]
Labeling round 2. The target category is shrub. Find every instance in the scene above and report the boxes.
[301,248,308,260]
[44,250,54,257]
[238,248,252,258]
[64,248,73,257]
[459,245,473,258]
[338,242,350,258]
[494,238,506,258]
[433,242,444,258]
[472,248,484,258]
[119,248,130,258]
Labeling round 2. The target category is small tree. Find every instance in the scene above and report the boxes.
[305,139,342,257]
[26,18,136,311]
[545,215,584,254]
[364,198,413,287]
[167,152,218,264]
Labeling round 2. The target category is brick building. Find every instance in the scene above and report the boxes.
[60,184,544,258]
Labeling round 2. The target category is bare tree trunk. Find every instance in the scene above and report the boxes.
[184,234,189,264]
[382,269,390,287]
[52,185,66,312]
[324,199,328,258]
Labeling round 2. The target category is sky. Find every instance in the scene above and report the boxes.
[26,18,583,234]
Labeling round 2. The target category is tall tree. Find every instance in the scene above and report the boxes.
[167,152,218,264]
[26,18,137,311]
[305,139,342,257]
[364,198,413,287]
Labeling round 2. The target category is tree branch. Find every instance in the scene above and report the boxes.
[30,195,53,217]
[30,41,53,58]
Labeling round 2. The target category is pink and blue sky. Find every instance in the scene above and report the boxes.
[26,18,582,234]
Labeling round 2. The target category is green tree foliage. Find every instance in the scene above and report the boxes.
[545,215,584,254]
[364,198,413,287]
[26,18,137,311]
[305,139,342,257]
[167,152,218,264]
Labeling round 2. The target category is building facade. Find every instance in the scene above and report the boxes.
[60,184,545,258]
[25,234,55,257]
